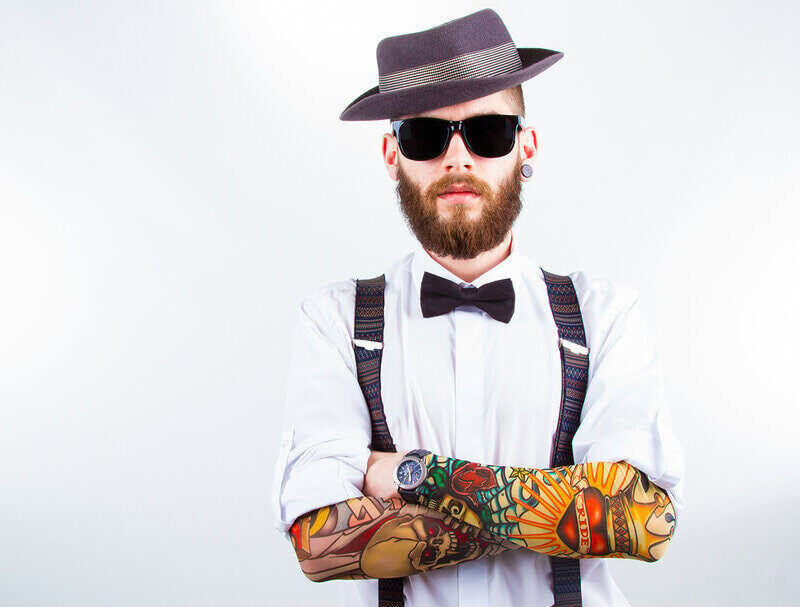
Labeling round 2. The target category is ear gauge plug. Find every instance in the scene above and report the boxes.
[521,164,533,178]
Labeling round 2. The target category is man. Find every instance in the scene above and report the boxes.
[271,9,685,607]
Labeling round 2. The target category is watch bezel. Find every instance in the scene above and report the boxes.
[393,454,427,491]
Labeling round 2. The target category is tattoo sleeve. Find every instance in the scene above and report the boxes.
[289,495,522,582]
[405,455,676,562]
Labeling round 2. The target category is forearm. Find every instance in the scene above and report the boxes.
[404,455,676,562]
[289,495,521,582]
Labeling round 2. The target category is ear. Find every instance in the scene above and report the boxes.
[382,132,400,181]
[518,124,538,166]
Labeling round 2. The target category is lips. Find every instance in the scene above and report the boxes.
[439,190,479,204]
[440,184,478,195]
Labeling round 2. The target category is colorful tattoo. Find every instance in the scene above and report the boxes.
[408,456,675,562]
[289,495,520,581]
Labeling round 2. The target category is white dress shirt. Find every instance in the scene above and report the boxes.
[271,230,686,607]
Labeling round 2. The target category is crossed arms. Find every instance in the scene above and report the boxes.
[290,495,520,581]
[288,454,676,581]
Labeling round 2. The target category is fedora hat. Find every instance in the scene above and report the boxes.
[340,8,563,121]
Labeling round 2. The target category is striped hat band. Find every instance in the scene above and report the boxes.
[378,41,523,94]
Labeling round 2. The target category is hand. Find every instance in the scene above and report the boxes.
[363,450,405,500]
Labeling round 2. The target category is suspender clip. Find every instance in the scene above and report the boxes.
[559,337,589,356]
[352,338,383,351]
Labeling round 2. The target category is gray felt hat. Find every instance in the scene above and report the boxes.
[340,8,563,121]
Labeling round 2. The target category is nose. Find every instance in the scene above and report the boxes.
[441,129,474,171]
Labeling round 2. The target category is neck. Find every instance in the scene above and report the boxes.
[424,230,514,284]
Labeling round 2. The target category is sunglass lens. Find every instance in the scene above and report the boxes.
[463,115,518,158]
[397,118,449,161]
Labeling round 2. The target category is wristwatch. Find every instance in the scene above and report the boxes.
[394,449,432,501]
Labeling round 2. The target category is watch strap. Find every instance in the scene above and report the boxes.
[404,448,432,459]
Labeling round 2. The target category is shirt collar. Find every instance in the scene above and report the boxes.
[410,229,523,295]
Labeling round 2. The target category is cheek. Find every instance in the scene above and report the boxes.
[478,159,517,186]
[401,163,435,189]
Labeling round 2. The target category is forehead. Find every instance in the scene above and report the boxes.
[399,89,515,121]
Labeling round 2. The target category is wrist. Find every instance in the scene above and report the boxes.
[395,449,432,504]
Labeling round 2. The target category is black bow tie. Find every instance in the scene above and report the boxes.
[420,271,515,323]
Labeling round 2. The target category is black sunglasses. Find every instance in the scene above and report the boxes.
[391,114,523,161]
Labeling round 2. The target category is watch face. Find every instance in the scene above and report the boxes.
[396,458,425,489]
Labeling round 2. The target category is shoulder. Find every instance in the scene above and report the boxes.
[532,264,640,315]
[297,252,413,329]
[534,264,644,355]
[295,278,357,348]
[299,278,356,320]
[566,269,641,321]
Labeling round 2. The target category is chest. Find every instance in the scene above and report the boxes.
[376,286,563,467]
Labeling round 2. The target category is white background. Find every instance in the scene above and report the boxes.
[1,1,798,605]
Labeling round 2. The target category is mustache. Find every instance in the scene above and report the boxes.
[425,173,490,198]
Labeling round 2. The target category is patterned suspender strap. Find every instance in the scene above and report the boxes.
[353,275,405,607]
[354,275,397,453]
[541,268,590,607]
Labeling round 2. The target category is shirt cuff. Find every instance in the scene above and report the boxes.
[273,438,370,539]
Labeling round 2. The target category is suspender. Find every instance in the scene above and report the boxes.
[542,269,590,607]
[353,275,404,607]
[353,268,590,607]
[353,275,396,453]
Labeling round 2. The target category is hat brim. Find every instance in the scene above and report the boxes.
[339,48,563,121]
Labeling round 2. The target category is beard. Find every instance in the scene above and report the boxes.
[395,157,523,260]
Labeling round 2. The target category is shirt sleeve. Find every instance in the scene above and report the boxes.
[569,273,687,525]
[270,283,372,541]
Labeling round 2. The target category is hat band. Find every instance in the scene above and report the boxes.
[378,41,522,94]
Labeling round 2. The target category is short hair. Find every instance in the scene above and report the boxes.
[504,84,525,117]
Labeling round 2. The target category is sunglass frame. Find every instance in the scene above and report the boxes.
[390,114,523,161]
